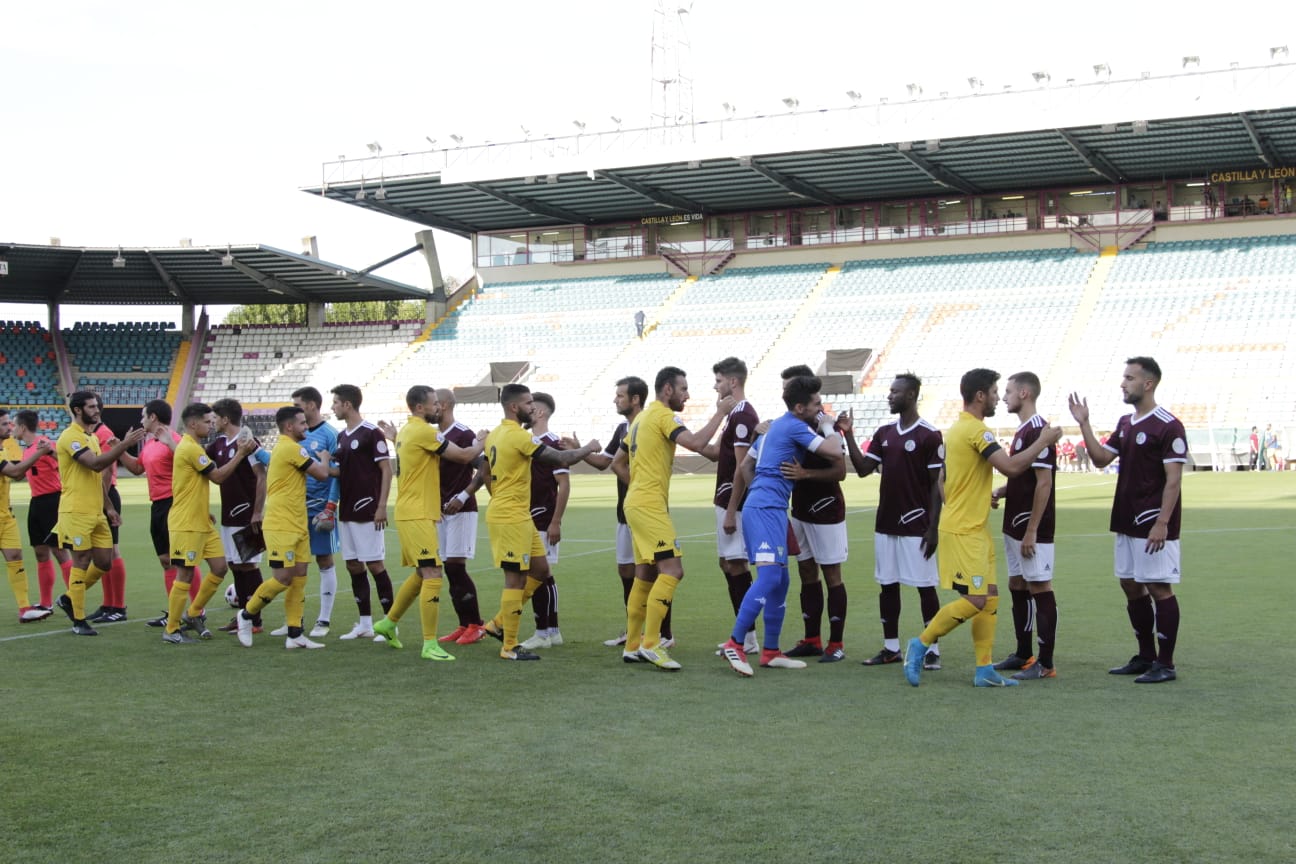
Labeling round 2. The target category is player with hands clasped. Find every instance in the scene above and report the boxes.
[1068,356,1186,684]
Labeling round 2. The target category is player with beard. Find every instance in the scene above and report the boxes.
[621,367,732,670]
[432,388,490,647]
[585,376,668,648]
[480,385,599,661]
[842,373,945,670]
[991,372,1060,680]
[1068,357,1186,684]
[903,369,1059,687]
[54,391,145,636]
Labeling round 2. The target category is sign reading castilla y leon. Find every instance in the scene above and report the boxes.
[640,213,704,225]
[1209,166,1296,183]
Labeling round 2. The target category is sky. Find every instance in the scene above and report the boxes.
[0,0,1290,326]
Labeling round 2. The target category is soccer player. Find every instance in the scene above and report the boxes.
[519,391,568,650]
[161,403,258,644]
[583,376,651,648]
[433,388,489,646]
[0,409,55,622]
[480,384,599,661]
[118,400,200,628]
[54,391,145,636]
[1068,357,1186,684]
[841,373,945,670]
[369,385,484,660]
[90,416,130,622]
[207,399,269,634]
[622,366,732,670]
[903,369,1060,687]
[326,384,396,643]
[719,375,845,676]
[290,386,341,638]
[235,405,334,649]
[991,372,1060,680]
[13,410,72,608]
[774,364,850,663]
[697,357,760,654]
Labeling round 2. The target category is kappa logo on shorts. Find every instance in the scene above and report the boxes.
[656,540,667,548]
[758,542,771,551]
[420,547,430,555]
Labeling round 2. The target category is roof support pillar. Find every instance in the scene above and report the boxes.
[307,302,326,329]
[416,230,448,303]
[181,304,195,333]
[47,302,60,333]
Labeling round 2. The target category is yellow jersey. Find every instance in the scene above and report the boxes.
[625,401,685,510]
[263,435,313,533]
[0,437,21,513]
[394,416,447,523]
[168,434,215,532]
[939,411,1001,535]
[57,424,104,516]
[484,419,542,524]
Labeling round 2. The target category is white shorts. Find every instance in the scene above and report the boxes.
[338,519,386,563]
[873,533,938,587]
[439,511,478,561]
[714,506,747,561]
[615,523,634,566]
[791,517,849,566]
[1003,536,1057,583]
[219,524,262,565]
[1114,534,1181,584]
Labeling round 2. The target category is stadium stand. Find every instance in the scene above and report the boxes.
[62,321,184,406]
[192,320,426,408]
[0,321,66,435]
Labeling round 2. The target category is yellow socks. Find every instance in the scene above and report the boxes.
[419,577,443,640]
[246,577,290,616]
[165,578,191,634]
[522,575,544,604]
[388,573,421,623]
[187,573,224,617]
[919,596,982,646]
[499,588,524,651]
[6,559,30,608]
[624,578,652,652]
[285,575,307,627]
[84,562,106,591]
[68,567,88,619]
[641,574,679,650]
[971,595,1000,666]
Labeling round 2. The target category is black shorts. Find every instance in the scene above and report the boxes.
[107,486,123,545]
[28,492,61,547]
[150,497,173,557]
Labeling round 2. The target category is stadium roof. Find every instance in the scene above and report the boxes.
[0,243,428,306]
[307,64,1296,237]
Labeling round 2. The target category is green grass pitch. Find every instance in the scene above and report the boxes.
[1,470,1292,864]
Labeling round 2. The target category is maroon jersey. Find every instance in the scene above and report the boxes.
[529,430,567,530]
[335,421,389,523]
[207,434,261,527]
[439,422,480,513]
[866,418,944,537]
[1103,407,1187,540]
[605,421,628,525]
[791,424,846,525]
[1002,414,1056,542]
[714,400,759,508]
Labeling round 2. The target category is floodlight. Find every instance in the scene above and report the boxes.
[424,136,437,147]
[781,97,799,110]
[1032,71,1050,83]
[1093,63,1110,77]
[0,261,9,277]
[572,120,586,131]
[967,76,983,90]
[112,248,126,269]
[520,125,531,138]
[722,102,736,118]
[354,187,367,201]
[906,83,923,98]
[366,141,382,154]
[610,116,622,127]
[374,187,387,200]
[1182,55,1200,68]
[1271,46,1289,59]
[449,134,464,145]
[845,90,861,105]
[221,247,234,267]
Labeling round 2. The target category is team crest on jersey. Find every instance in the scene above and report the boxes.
[937,444,946,459]
[187,551,197,561]
[198,456,210,466]
[74,536,83,546]
[350,440,360,450]
[285,551,296,563]
[227,448,236,459]
[1172,437,1186,454]
[673,415,683,425]
[982,431,995,444]
[298,447,310,459]
[71,441,83,452]
[376,439,388,454]
[1014,437,1023,450]
[1135,431,1148,445]
[972,576,984,589]
[904,439,916,452]
[522,553,530,566]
